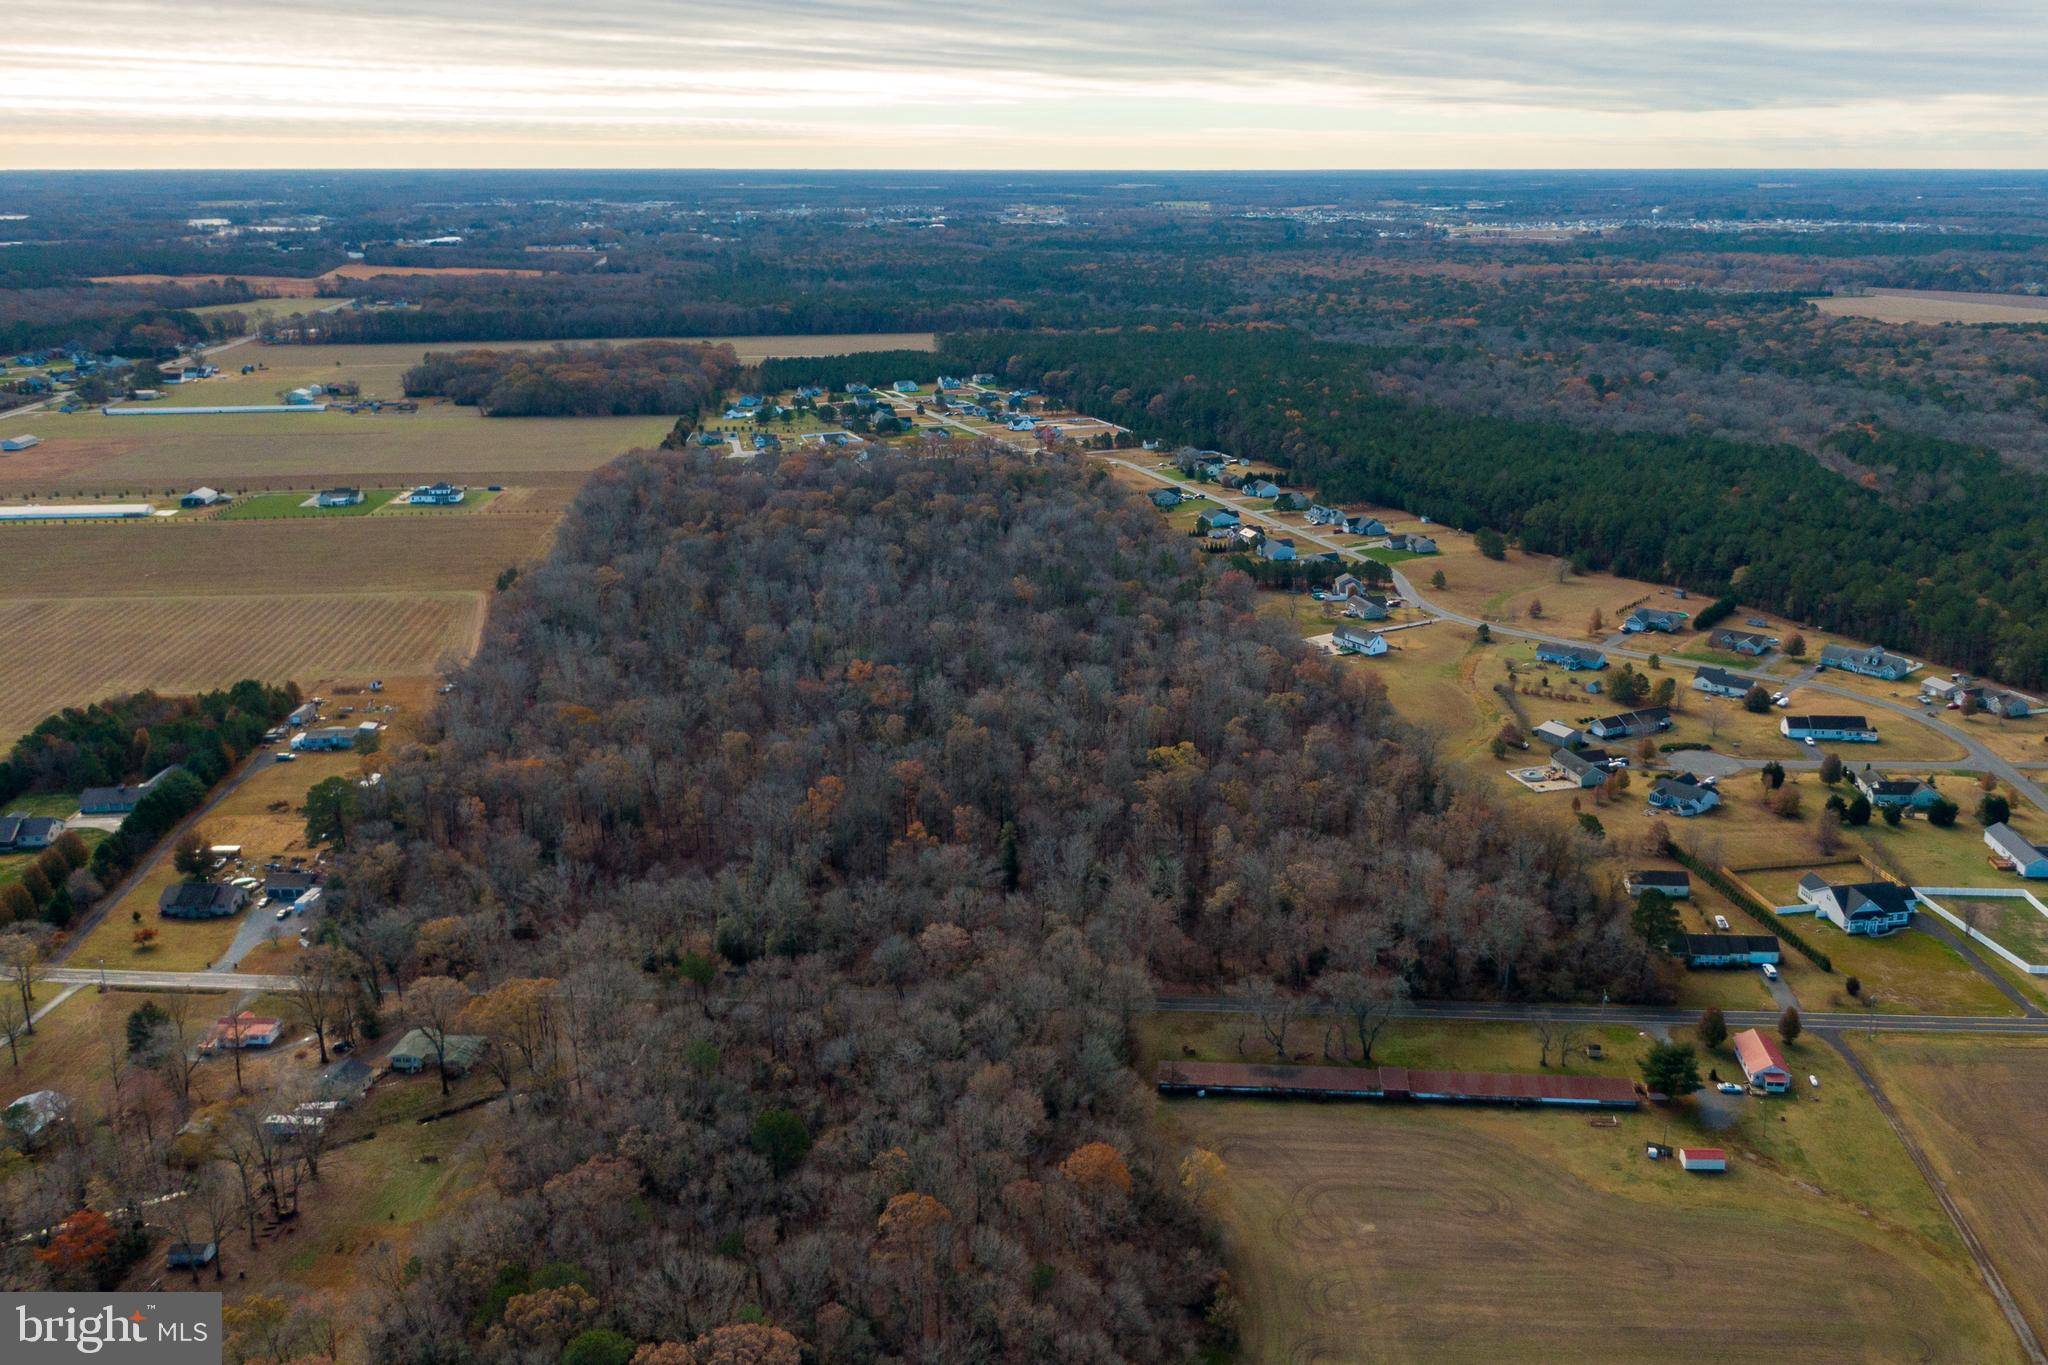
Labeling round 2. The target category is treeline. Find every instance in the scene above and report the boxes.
[1,680,297,805]
[330,448,1650,1363]
[401,341,741,417]
[753,350,945,393]
[958,325,2048,689]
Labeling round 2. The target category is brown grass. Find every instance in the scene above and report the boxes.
[1814,290,2048,325]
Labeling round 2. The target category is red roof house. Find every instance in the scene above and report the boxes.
[1678,1147,1728,1172]
[1732,1028,1791,1093]
[201,1012,284,1053]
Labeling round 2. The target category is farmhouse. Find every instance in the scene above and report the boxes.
[1533,720,1582,750]
[1677,1148,1728,1173]
[1709,628,1778,656]
[78,766,175,814]
[291,726,360,752]
[1333,625,1388,657]
[1818,643,1916,681]
[1852,769,1938,810]
[1732,1029,1792,1093]
[1622,607,1688,634]
[1796,874,1917,936]
[1588,706,1672,741]
[0,815,62,851]
[1536,642,1606,671]
[159,881,247,920]
[1684,934,1780,968]
[389,1029,489,1076]
[1647,774,1720,817]
[1691,666,1749,698]
[1624,869,1691,899]
[1780,714,1878,743]
[1984,823,2048,879]
[317,487,364,508]
[1155,1060,1638,1109]
[408,481,465,505]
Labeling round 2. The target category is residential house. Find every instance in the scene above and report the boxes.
[291,726,360,752]
[316,487,364,508]
[1273,491,1311,512]
[1779,714,1878,743]
[1624,869,1691,899]
[1333,625,1388,657]
[389,1029,489,1077]
[1552,747,1615,787]
[1796,874,1917,936]
[166,1242,217,1271]
[1852,769,1939,811]
[1343,514,1388,537]
[1923,677,2037,717]
[1306,504,1344,526]
[200,1012,284,1051]
[793,384,826,400]
[0,815,62,851]
[892,380,919,394]
[1196,509,1240,533]
[1532,720,1582,750]
[1818,643,1916,681]
[1536,643,1607,671]
[1622,607,1688,634]
[1260,537,1297,562]
[1732,1029,1792,1093]
[264,870,317,902]
[1243,479,1283,499]
[78,766,175,815]
[1684,934,1780,969]
[1647,774,1720,817]
[1691,666,1749,698]
[1387,532,1439,554]
[731,394,765,411]
[159,881,247,920]
[179,486,227,508]
[1149,487,1184,509]
[409,481,464,505]
[1588,707,1672,741]
[1709,628,1778,656]
[1345,596,1391,622]
[1984,823,2048,879]
[1,435,43,452]
[1330,572,1365,599]
[970,372,997,385]
[286,701,319,729]
[1,1089,69,1145]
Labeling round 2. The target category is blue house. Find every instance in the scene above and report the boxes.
[1985,823,2048,879]
[1623,607,1689,634]
[1691,666,1749,698]
[1243,479,1282,499]
[1853,769,1939,810]
[1537,643,1607,671]
[1685,934,1780,969]
[291,727,360,753]
[893,380,919,393]
[1196,509,1239,532]
[1780,714,1877,743]
[1797,875,1916,935]
[794,385,825,400]
[1260,537,1297,561]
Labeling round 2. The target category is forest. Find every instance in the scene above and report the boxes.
[0,681,296,804]
[401,341,741,417]
[958,325,2048,689]
[312,446,1650,1362]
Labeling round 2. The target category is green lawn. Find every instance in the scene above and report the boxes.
[1358,546,1425,566]
[1938,894,2048,965]
[218,489,401,519]
[375,488,499,515]
[3,792,82,818]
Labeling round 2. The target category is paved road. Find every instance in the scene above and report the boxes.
[1096,454,2048,817]
[43,966,292,992]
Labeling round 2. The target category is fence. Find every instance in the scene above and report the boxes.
[1914,887,2048,976]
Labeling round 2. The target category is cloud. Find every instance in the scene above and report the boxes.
[3,1,2045,167]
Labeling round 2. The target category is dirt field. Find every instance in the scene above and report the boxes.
[1814,289,2048,325]
[0,594,478,744]
[1169,1099,2018,1364]
[1859,1034,2048,1345]
[89,264,546,294]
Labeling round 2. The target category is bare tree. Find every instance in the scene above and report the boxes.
[1315,969,1408,1064]
[1234,977,1295,1060]
[0,934,41,1037]
[286,946,357,1066]
[403,975,471,1095]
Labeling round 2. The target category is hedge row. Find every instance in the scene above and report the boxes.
[1667,844,1834,972]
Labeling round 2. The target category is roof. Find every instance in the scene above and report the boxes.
[1537,642,1604,663]
[1710,628,1775,646]
[1678,1147,1727,1160]
[1693,666,1748,691]
[389,1028,489,1068]
[1986,822,2046,864]
[1732,1028,1789,1077]
[1784,714,1872,731]
[1650,776,1713,802]
[1683,933,1779,957]
[158,881,243,916]
[1628,870,1690,888]
[1803,879,1914,921]
[1594,707,1670,731]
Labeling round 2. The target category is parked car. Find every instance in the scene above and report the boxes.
[1772,693,1790,707]
[274,751,297,763]
[1716,1082,1745,1095]
[1713,915,1731,931]
[1803,737,1817,747]
[274,905,291,921]
[1761,963,1779,981]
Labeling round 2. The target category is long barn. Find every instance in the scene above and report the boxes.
[1156,1060,1639,1109]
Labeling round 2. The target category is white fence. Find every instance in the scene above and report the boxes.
[1914,886,2048,975]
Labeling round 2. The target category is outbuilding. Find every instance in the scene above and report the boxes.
[1677,1148,1727,1173]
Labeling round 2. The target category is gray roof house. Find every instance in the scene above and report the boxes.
[1344,514,1388,537]
[1624,870,1691,898]
[1780,714,1878,743]
[1796,875,1917,936]
[1985,823,2048,879]
[1684,934,1780,968]
[1333,625,1388,656]
[1709,627,1778,656]
[1387,532,1438,554]
[1622,607,1688,634]
[1587,707,1672,740]
[1552,748,1612,787]
[159,881,247,920]
[0,815,62,850]
[1647,774,1720,817]
[1260,537,1297,561]
[1819,643,1916,681]
[1532,720,1582,750]
[1691,666,1749,698]
[1852,769,1938,810]
[1536,642,1607,671]
[78,766,176,815]
[389,1029,489,1076]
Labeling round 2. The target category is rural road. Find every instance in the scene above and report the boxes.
[1093,453,2048,818]
[42,966,292,992]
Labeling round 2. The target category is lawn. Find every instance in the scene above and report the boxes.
[0,986,232,1118]
[1935,894,2048,965]
[1858,1033,2048,1345]
[1142,1012,1643,1080]
[218,489,403,519]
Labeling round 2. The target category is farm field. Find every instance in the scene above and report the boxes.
[1858,1034,2048,1345]
[1813,289,2048,325]
[218,488,403,519]
[0,594,479,744]
[89,264,547,294]
[0,402,671,493]
[1167,1090,2018,1365]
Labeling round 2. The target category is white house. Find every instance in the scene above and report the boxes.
[1333,625,1387,656]
[1796,874,1916,935]
[1779,714,1877,743]
[1691,666,1748,699]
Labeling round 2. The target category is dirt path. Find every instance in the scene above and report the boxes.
[1827,1031,2047,1364]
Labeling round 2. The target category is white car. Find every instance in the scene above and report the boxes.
[1713,914,1731,931]
[1761,963,1779,981]
[1716,1082,1746,1095]
[274,905,291,920]
[1803,737,1817,747]
[1772,693,1790,707]
[274,750,297,762]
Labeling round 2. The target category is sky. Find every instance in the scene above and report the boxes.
[5,1,2047,170]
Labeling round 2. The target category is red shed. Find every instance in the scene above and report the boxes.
[1678,1147,1728,1173]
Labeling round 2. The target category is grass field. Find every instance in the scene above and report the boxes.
[218,489,402,519]
[0,594,479,744]
[1813,289,2048,325]
[1168,1091,2018,1364]
[1859,1033,2048,1345]
[1938,894,2048,963]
